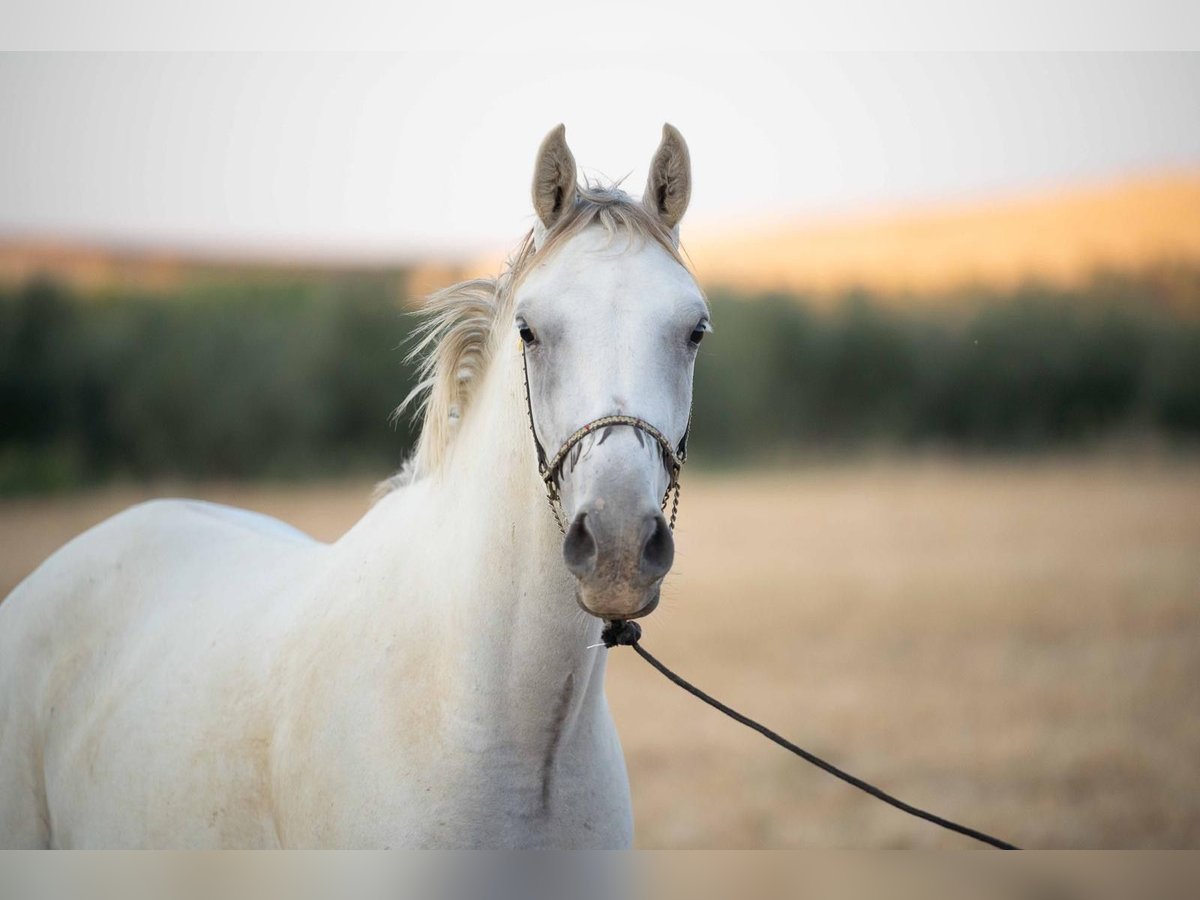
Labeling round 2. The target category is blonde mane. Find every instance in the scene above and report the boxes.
[375,183,689,499]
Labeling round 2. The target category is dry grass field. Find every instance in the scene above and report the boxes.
[7,171,1199,310]
[2,456,1198,848]
[684,171,1200,301]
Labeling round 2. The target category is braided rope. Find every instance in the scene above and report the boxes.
[543,414,683,486]
[521,340,687,534]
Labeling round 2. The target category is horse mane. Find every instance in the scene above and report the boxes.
[374,182,688,500]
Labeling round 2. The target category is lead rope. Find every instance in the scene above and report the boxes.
[521,340,1018,850]
[600,620,1019,849]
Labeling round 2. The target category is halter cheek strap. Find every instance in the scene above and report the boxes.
[520,340,689,534]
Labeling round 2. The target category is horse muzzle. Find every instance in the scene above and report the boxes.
[562,507,674,620]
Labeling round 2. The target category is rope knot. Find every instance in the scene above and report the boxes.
[600,619,642,648]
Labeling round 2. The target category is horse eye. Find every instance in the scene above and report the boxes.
[518,324,537,346]
[689,323,708,346]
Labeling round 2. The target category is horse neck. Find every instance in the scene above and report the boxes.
[438,338,603,652]
[358,338,608,741]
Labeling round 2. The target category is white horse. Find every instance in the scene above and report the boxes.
[0,124,708,848]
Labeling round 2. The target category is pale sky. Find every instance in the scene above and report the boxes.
[1,52,1198,259]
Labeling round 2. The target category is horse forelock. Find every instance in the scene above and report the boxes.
[374,182,692,500]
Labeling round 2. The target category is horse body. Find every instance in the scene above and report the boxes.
[0,343,629,848]
[0,498,320,847]
[1,124,700,848]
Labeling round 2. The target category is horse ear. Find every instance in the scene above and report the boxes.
[531,124,577,230]
[643,123,691,231]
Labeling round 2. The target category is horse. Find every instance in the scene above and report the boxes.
[0,124,709,848]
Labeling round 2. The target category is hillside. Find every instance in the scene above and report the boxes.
[2,170,1199,306]
[0,240,412,297]
[684,171,1200,301]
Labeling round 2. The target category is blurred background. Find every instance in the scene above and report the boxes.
[1,52,1198,847]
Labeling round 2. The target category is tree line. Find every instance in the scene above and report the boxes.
[1,270,1197,494]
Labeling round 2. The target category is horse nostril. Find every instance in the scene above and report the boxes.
[639,514,674,580]
[563,512,598,578]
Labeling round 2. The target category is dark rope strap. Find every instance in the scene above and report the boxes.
[600,619,1019,850]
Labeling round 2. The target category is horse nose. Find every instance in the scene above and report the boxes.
[564,508,673,620]
[637,513,674,580]
[563,512,598,578]
[563,510,674,583]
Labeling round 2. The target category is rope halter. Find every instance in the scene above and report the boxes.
[520,341,688,534]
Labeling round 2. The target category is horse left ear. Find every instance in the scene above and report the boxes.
[532,124,578,231]
[643,123,692,231]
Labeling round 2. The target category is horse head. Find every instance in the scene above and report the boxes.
[515,124,709,621]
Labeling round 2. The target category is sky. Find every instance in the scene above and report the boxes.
[1,53,1198,259]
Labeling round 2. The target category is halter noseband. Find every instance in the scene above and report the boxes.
[520,340,689,534]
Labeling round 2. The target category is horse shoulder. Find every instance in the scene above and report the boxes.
[0,498,325,847]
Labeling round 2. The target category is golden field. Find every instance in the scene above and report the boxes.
[2,456,1198,848]
[5,171,1200,308]
[685,171,1200,301]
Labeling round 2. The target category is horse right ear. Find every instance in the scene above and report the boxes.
[643,123,691,232]
[531,124,577,233]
